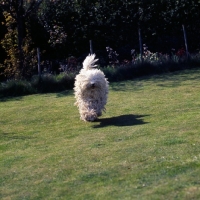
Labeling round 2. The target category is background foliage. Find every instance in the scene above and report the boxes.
[0,0,200,80]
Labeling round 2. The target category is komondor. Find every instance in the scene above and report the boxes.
[74,54,109,121]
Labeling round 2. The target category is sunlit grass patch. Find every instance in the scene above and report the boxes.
[0,69,200,199]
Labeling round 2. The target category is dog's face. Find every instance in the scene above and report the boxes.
[79,69,106,92]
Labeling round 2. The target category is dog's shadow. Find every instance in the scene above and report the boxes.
[93,114,149,128]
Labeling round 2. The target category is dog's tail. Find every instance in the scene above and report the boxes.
[83,54,99,70]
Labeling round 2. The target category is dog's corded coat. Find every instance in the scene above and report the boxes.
[74,54,109,121]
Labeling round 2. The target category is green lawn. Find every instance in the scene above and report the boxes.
[0,69,200,200]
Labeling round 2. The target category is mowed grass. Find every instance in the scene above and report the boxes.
[0,69,200,200]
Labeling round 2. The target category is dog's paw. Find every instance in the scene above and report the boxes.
[81,110,98,122]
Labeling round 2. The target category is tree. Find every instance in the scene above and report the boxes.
[160,0,200,52]
[0,0,43,79]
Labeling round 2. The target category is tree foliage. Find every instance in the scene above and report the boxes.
[0,0,43,79]
[0,0,200,80]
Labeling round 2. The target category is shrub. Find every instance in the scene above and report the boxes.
[31,74,54,93]
[0,79,36,97]
[0,12,37,79]
[31,72,76,93]
[58,72,76,90]
[0,72,77,97]
[1,50,200,98]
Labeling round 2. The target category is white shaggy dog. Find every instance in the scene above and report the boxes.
[74,54,109,121]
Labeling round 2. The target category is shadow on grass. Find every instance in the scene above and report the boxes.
[93,114,149,128]
[56,90,73,98]
[0,90,72,101]
[144,69,200,88]
[0,96,23,102]
[0,132,35,140]
[110,82,144,92]
[109,69,200,92]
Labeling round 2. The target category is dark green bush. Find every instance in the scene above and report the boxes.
[31,73,76,93]
[103,59,200,82]
[0,72,76,97]
[0,59,200,98]
[0,80,36,97]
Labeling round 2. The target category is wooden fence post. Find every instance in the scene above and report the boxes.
[37,47,41,77]
[138,27,143,62]
[89,40,93,54]
[182,24,189,59]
